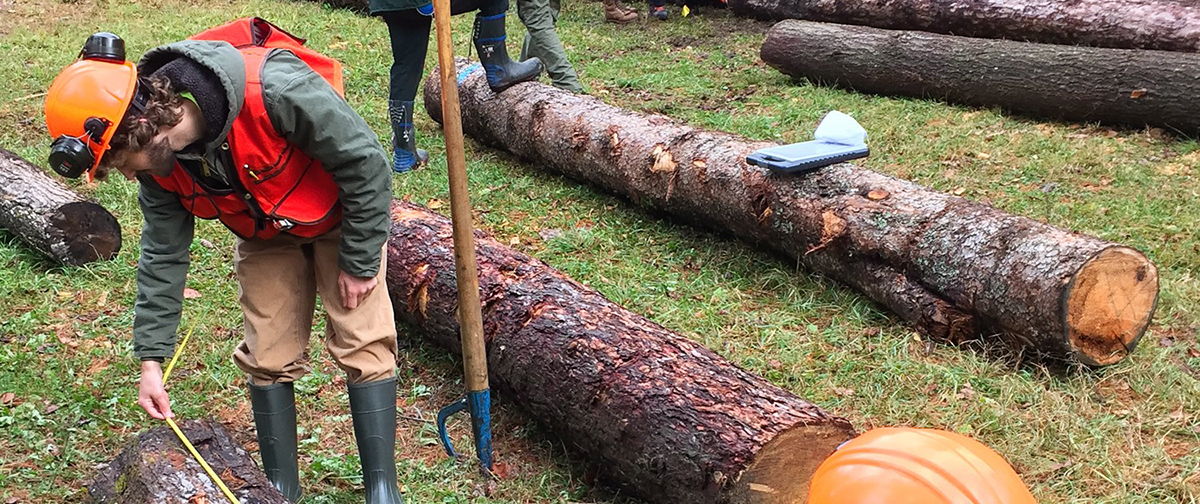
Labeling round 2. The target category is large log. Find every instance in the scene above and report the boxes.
[88,419,287,504]
[386,201,856,504]
[0,148,121,265]
[760,21,1200,135]
[726,0,1200,52]
[424,60,1159,366]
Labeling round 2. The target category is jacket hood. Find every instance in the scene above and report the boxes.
[138,40,245,153]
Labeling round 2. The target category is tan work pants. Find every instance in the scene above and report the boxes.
[231,227,397,386]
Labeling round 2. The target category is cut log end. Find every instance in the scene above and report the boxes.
[726,423,853,503]
[1065,247,1159,366]
[50,201,122,265]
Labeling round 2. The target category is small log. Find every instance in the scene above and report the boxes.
[761,21,1200,135]
[88,419,287,504]
[423,59,1159,366]
[727,0,1200,52]
[0,148,121,265]
[386,201,856,504]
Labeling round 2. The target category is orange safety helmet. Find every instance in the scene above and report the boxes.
[44,32,148,180]
[808,427,1038,504]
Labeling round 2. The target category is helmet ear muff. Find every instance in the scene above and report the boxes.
[47,116,110,179]
[48,135,94,179]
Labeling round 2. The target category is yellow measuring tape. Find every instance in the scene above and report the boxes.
[161,324,243,504]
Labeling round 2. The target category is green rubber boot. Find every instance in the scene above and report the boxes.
[249,382,302,502]
[349,379,405,504]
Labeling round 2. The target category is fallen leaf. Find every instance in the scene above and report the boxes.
[1,392,15,406]
[199,238,215,249]
[44,403,60,415]
[1188,347,1200,358]
[832,387,855,397]
[866,189,890,200]
[491,460,514,479]
[183,288,202,299]
[768,359,782,370]
[975,152,991,159]
[1130,88,1147,99]
[957,383,975,401]
[538,228,563,241]
[1161,336,1177,347]
[952,187,967,196]
[508,236,520,246]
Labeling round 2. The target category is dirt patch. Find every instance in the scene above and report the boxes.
[0,0,99,37]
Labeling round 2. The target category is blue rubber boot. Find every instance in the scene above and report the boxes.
[389,100,428,173]
[349,379,405,504]
[473,13,543,92]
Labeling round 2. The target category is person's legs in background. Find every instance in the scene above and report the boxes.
[517,0,582,93]
[382,10,432,173]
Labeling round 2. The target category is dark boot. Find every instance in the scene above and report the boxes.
[349,379,405,504]
[473,13,543,92]
[249,382,302,502]
[388,99,428,173]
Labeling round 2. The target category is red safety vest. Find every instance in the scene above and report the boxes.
[152,18,345,239]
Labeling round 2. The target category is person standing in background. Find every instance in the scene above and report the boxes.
[517,0,584,92]
[371,0,542,173]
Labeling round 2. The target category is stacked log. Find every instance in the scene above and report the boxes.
[0,148,121,265]
[424,60,1159,366]
[385,201,857,503]
[727,0,1200,52]
[760,21,1200,135]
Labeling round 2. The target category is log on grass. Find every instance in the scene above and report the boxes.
[424,60,1159,366]
[0,148,121,265]
[386,201,856,504]
[727,0,1200,52]
[761,21,1200,135]
[88,419,286,504]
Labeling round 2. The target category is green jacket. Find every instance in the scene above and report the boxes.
[370,0,427,14]
[132,40,392,361]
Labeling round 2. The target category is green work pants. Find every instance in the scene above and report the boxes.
[517,0,583,93]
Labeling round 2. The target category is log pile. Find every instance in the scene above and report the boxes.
[88,419,286,504]
[385,201,857,504]
[727,0,1200,52]
[0,148,121,265]
[424,61,1159,366]
[760,21,1200,135]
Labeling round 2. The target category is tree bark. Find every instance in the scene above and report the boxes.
[0,149,121,265]
[88,419,286,504]
[727,0,1200,52]
[423,60,1159,366]
[386,201,856,504]
[760,21,1200,135]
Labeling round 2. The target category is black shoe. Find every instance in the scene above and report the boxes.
[650,5,668,19]
[473,13,543,92]
[349,379,405,504]
[249,383,302,502]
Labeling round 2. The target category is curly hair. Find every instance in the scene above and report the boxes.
[97,75,184,179]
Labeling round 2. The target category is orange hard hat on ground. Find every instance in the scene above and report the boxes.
[808,427,1038,504]
[44,32,142,179]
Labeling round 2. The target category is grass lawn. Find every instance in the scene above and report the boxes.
[1,0,1198,502]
